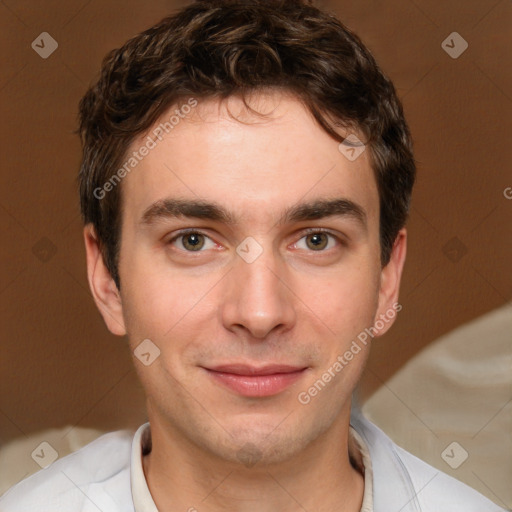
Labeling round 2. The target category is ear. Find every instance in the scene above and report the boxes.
[83,224,126,336]
[372,228,407,337]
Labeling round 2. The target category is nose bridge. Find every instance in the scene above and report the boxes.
[220,236,296,338]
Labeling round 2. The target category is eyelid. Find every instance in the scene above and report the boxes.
[166,227,344,252]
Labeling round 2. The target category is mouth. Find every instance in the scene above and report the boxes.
[202,364,309,397]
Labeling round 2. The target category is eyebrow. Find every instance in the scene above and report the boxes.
[140,197,367,230]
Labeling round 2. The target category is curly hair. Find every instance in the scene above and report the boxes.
[78,0,416,289]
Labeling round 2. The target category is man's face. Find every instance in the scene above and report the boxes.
[88,91,404,466]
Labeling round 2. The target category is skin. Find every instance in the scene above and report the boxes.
[84,90,407,512]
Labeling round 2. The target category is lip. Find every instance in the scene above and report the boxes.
[206,364,306,376]
[203,364,308,397]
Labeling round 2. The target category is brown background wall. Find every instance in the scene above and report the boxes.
[0,0,510,446]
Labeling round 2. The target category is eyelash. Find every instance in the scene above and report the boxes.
[167,228,343,252]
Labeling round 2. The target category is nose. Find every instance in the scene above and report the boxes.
[220,242,297,340]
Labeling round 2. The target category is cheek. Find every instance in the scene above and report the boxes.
[120,263,216,366]
[119,242,178,330]
[120,278,167,334]
[306,259,380,332]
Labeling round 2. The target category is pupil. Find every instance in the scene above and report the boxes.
[188,234,200,246]
[308,233,327,250]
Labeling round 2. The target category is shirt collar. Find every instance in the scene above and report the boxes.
[350,425,374,512]
[131,423,159,512]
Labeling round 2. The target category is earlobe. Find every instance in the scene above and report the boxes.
[83,224,127,336]
[373,228,407,337]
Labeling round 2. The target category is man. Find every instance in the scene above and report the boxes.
[0,0,504,511]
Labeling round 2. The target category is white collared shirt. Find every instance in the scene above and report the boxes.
[0,411,505,511]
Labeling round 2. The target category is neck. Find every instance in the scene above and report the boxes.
[142,407,364,512]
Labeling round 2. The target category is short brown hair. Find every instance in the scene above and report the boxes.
[78,0,416,289]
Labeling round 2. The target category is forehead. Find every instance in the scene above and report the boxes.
[120,91,379,230]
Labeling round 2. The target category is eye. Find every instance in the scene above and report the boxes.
[167,228,342,254]
[293,229,341,252]
[168,230,217,252]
